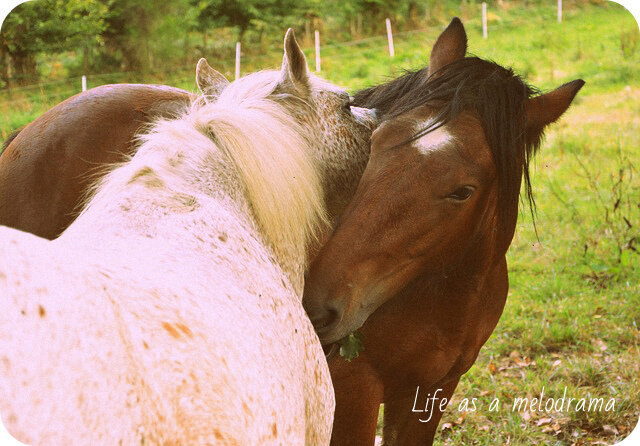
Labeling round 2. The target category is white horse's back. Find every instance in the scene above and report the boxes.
[0,222,332,444]
[1,227,152,444]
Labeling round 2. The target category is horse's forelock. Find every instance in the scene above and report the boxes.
[363,57,540,224]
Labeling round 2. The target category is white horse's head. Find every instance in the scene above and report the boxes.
[189,30,377,268]
[197,29,377,225]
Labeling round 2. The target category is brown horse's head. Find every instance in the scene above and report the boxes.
[303,18,584,345]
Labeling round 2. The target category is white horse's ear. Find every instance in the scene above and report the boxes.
[196,58,229,101]
[427,17,467,77]
[280,29,310,94]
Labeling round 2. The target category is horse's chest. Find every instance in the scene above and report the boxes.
[364,290,503,394]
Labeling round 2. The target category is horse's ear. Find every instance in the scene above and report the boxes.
[427,17,467,77]
[196,58,229,101]
[280,29,310,94]
[525,79,585,140]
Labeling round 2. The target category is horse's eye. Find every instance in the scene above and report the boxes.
[448,186,475,201]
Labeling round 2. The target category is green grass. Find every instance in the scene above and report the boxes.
[1,1,639,444]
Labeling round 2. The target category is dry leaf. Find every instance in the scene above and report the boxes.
[594,338,608,351]
[454,412,467,425]
[536,417,552,426]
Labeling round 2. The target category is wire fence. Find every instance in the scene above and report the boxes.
[0,1,576,136]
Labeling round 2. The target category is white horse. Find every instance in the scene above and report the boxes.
[0,30,376,445]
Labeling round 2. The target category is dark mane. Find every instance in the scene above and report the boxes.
[354,57,541,222]
[1,127,22,155]
[352,68,431,116]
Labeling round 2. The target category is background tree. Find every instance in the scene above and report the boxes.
[0,0,106,85]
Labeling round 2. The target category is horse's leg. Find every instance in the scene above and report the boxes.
[382,377,460,446]
[329,356,384,446]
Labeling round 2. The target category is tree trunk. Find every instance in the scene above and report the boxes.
[83,45,89,74]
[184,29,190,66]
[305,20,311,47]
[11,51,37,86]
[408,2,419,29]
[0,43,10,89]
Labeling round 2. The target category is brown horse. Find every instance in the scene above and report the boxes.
[0,84,194,239]
[304,19,584,445]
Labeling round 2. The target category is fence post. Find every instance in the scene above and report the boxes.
[482,2,488,39]
[385,18,395,57]
[235,42,241,79]
[81,75,87,92]
[315,30,321,72]
[557,0,562,23]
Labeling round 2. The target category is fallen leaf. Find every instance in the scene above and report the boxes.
[537,417,552,426]
[594,338,608,352]
[454,412,467,425]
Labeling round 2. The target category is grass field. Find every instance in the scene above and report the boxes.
[1,1,638,444]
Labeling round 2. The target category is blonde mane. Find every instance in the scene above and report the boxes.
[79,70,328,269]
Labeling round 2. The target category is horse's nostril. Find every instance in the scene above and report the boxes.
[309,305,341,334]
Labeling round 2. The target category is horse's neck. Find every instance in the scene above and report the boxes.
[323,150,369,223]
[308,143,370,257]
[63,134,307,295]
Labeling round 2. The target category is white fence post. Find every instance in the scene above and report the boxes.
[235,42,241,79]
[385,18,395,57]
[314,30,321,72]
[81,75,87,92]
[482,3,488,39]
[557,0,562,23]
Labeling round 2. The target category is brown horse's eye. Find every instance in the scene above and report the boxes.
[448,186,475,201]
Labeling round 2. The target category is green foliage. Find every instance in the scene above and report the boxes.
[0,0,107,84]
[339,331,365,361]
[2,0,107,54]
[191,0,312,42]
[0,0,456,86]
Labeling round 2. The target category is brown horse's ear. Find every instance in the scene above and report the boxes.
[427,17,467,77]
[279,28,310,95]
[196,58,229,101]
[525,79,585,140]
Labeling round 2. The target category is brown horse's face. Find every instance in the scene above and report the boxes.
[303,106,499,344]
